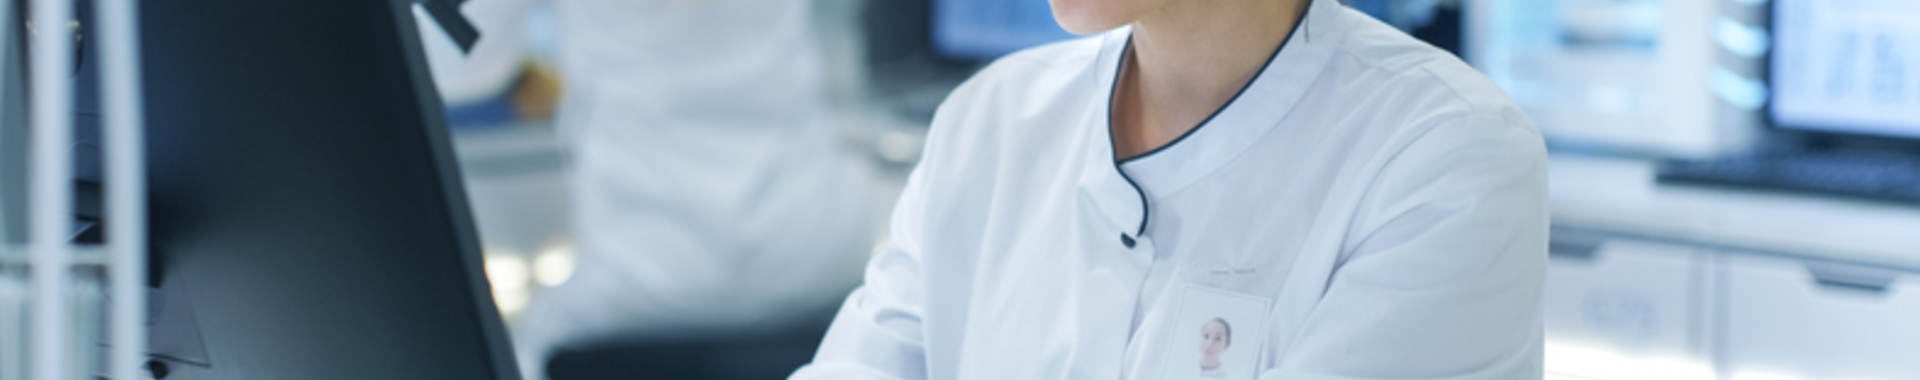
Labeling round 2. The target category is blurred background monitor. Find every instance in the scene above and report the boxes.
[926,0,1456,62]
[880,0,1453,120]
[930,0,1074,60]
[1653,0,1920,204]
[1769,0,1920,140]
[1466,0,1745,158]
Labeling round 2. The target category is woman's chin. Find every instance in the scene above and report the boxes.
[1047,0,1135,34]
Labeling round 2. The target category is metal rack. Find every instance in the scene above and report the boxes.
[2,0,146,378]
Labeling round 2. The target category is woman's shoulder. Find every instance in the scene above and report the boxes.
[1303,10,1540,160]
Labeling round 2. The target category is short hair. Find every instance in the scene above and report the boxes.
[1208,317,1232,347]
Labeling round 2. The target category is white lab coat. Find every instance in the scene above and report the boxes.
[791,1,1547,379]
[503,0,870,379]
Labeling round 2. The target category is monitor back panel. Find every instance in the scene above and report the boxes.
[140,1,513,378]
[3,1,25,244]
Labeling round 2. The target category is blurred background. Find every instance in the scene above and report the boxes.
[3,0,1917,379]
[425,0,1920,378]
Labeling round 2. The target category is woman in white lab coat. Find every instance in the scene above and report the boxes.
[792,0,1547,379]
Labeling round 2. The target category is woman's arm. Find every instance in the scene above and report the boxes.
[788,162,938,379]
[787,59,1013,378]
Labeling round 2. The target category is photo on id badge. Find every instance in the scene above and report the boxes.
[1157,284,1270,380]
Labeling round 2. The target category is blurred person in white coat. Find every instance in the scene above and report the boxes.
[790,0,1547,378]
[420,1,869,379]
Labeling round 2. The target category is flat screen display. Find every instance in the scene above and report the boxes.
[1770,0,1920,139]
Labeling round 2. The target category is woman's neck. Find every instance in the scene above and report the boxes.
[1201,357,1222,370]
[1110,0,1308,161]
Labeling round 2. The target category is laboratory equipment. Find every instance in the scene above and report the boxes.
[5,0,147,378]
[1719,252,1920,380]
[1657,0,1920,204]
[1467,0,1738,157]
[1768,0,1920,140]
[1657,151,1920,203]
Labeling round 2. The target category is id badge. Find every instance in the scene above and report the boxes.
[1154,284,1273,380]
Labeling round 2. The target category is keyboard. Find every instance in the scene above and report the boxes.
[1655,151,1920,204]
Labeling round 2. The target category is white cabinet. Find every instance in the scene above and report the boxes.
[1543,237,1713,379]
[1720,253,1920,380]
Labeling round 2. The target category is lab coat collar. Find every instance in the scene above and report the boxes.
[1077,0,1343,238]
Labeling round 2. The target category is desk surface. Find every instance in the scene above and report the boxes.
[1549,154,1920,270]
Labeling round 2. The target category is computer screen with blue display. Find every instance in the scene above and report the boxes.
[1770,0,1920,140]
[929,1,1418,61]
[932,0,1078,60]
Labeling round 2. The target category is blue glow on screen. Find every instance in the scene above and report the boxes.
[932,0,1079,60]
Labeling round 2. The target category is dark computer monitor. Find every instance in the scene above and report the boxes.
[1,0,22,245]
[0,0,515,378]
[1769,0,1920,140]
